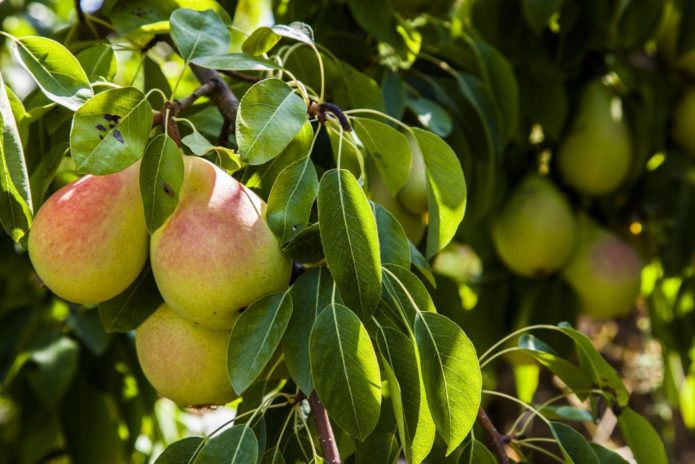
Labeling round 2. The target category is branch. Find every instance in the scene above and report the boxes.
[219,69,263,83]
[190,64,239,126]
[477,407,511,464]
[308,392,341,464]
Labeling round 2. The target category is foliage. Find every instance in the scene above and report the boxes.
[0,0,692,463]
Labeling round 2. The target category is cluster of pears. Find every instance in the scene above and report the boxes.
[28,156,291,406]
[492,79,643,319]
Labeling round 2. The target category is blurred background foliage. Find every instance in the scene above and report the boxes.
[0,0,694,462]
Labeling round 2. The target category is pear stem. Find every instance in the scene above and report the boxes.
[309,391,341,464]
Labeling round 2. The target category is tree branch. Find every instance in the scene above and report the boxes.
[477,407,511,464]
[309,392,341,464]
[219,69,263,83]
[190,64,239,126]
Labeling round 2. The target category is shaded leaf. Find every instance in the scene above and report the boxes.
[170,9,230,64]
[267,157,318,244]
[99,265,163,332]
[76,44,117,82]
[140,135,184,233]
[550,422,600,464]
[309,303,381,440]
[406,96,453,138]
[372,203,410,268]
[617,407,668,464]
[282,223,324,264]
[155,437,203,464]
[194,425,258,463]
[459,437,497,464]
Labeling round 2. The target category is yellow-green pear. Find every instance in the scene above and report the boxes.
[672,87,695,155]
[150,156,291,330]
[136,304,235,407]
[491,174,576,277]
[368,162,426,244]
[397,139,428,214]
[557,80,632,195]
[28,162,148,304]
[562,217,642,319]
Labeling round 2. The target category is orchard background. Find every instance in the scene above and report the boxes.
[0,0,693,463]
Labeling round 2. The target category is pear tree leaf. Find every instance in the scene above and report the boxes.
[589,443,629,464]
[192,53,279,71]
[194,425,258,463]
[285,267,335,394]
[13,36,92,111]
[139,134,184,233]
[354,398,400,464]
[460,437,497,464]
[550,422,600,464]
[99,265,163,333]
[267,156,319,245]
[352,117,411,194]
[377,326,435,464]
[170,9,230,64]
[318,169,381,320]
[617,407,668,464]
[242,22,314,55]
[70,87,152,175]
[411,128,467,258]
[406,96,453,138]
[282,223,325,264]
[236,79,307,165]
[155,437,203,464]
[309,303,381,440]
[372,203,410,268]
[76,44,117,82]
[414,312,482,454]
[382,264,436,329]
[0,73,33,241]
[228,293,293,395]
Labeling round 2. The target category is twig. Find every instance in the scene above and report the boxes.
[162,101,182,147]
[219,69,263,83]
[477,407,511,464]
[217,119,231,148]
[308,392,341,464]
[152,80,219,128]
[190,64,239,126]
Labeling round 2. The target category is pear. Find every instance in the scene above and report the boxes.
[136,304,235,407]
[672,87,695,155]
[557,80,632,195]
[368,161,426,244]
[491,174,576,277]
[28,162,148,304]
[562,217,642,319]
[150,156,291,330]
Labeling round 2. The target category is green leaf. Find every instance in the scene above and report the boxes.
[459,437,497,464]
[13,36,92,111]
[267,156,319,244]
[285,267,335,394]
[589,443,629,464]
[155,437,203,463]
[550,422,600,464]
[411,128,467,258]
[170,9,230,64]
[144,55,172,109]
[414,312,481,454]
[242,22,314,55]
[355,398,400,464]
[352,117,411,194]
[228,293,293,395]
[76,44,117,82]
[181,129,213,155]
[406,96,453,138]
[558,323,629,406]
[318,169,381,320]
[377,326,435,464]
[409,242,436,287]
[29,141,68,207]
[26,334,79,409]
[522,0,566,34]
[0,74,33,242]
[140,135,184,233]
[236,79,307,165]
[334,61,385,111]
[192,53,279,71]
[66,309,109,356]
[617,407,668,464]
[372,203,410,268]
[70,87,152,175]
[282,223,324,264]
[99,265,163,332]
[382,264,436,329]
[194,425,258,463]
[309,303,381,440]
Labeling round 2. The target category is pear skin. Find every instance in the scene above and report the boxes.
[563,217,642,319]
[492,174,576,277]
[28,162,148,304]
[150,156,291,330]
[557,80,632,195]
[136,304,235,407]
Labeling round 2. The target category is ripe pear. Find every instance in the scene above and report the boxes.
[136,304,235,407]
[672,87,695,155]
[557,80,632,195]
[150,156,291,330]
[491,174,576,277]
[397,139,428,214]
[28,162,148,304]
[368,162,426,244]
[562,217,642,319]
